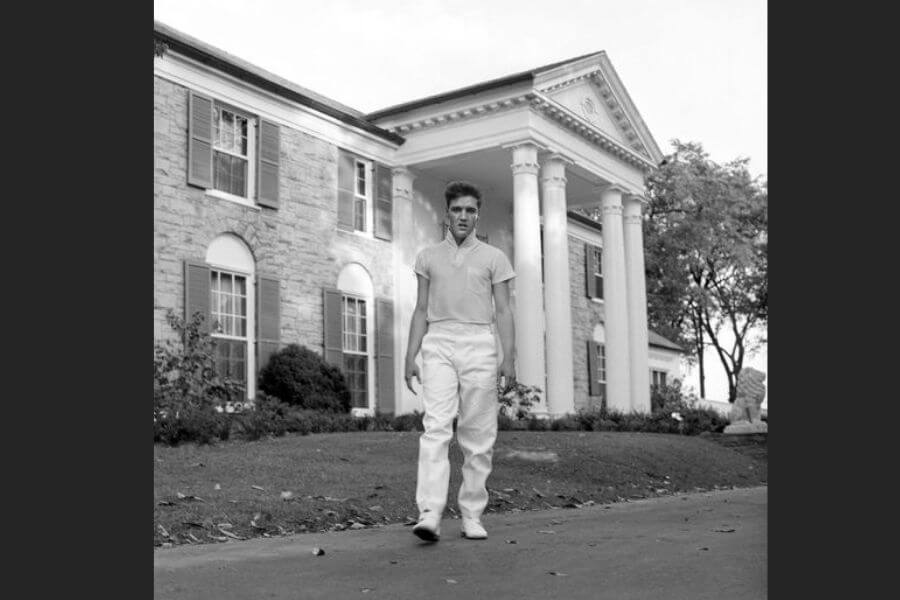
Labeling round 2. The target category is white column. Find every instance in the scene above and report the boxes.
[509,143,547,410]
[541,154,575,416]
[624,195,651,414]
[599,184,631,413]
[392,166,416,415]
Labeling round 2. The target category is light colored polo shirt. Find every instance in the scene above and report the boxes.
[413,229,516,325]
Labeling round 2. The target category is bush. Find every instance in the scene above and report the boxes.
[233,392,292,440]
[391,411,424,431]
[499,382,542,419]
[153,310,245,445]
[258,344,351,412]
[153,406,231,446]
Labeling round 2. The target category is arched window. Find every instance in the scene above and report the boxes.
[337,263,374,414]
[588,323,607,402]
[206,234,256,400]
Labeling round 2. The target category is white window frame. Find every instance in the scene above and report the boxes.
[208,102,257,207]
[351,158,373,236]
[591,246,604,303]
[651,369,668,389]
[208,266,254,399]
[597,343,607,389]
[341,294,370,410]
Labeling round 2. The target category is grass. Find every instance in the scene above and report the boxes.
[154,430,767,547]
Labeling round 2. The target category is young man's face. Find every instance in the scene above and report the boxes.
[447,195,479,241]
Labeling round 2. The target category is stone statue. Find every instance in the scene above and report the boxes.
[724,367,768,434]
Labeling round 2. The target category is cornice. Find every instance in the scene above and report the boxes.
[531,92,657,173]
[539,69,653,162]
[384,94,537,135]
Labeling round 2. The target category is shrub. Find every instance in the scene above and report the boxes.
[258,344,351,412]
[499,382,543,419]
[233,392,292,440]
[153,310,245,445]
[391,411,424,431]
[153,405,231,446]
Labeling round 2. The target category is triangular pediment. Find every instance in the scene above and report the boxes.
[546,79,633,147]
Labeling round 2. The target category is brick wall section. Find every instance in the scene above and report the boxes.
[154,76,394,357]
[568,235,605,411]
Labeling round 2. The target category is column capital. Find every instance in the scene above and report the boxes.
[506,141,542,176]
[623,194,646,223]
[391,166,417,182]
[541,154,570,188]
[392,166,416,200]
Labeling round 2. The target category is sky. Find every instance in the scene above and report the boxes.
[154,0,768,405]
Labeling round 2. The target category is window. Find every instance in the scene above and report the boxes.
[651,369,667,389]
[213,104,256,198]
[342,295,368,408]
[210,269,249,395]
[591,246,603,299]
[596,343,606,398]
[353,159,370,232]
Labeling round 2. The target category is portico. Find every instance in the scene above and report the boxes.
[368,51,664,417]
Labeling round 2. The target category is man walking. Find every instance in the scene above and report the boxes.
[405,181,516,542]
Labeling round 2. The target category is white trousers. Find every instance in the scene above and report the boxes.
[416,322,499,520]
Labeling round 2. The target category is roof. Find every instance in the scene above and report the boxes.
[365,51,604,121]
[153,21,404,145]
[648,331,684,352]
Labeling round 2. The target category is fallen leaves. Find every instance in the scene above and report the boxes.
[713,528,736,533]
[537,530,556,534]
[251,485,266,491]
[312,547,325,556]
[547,571,569,577]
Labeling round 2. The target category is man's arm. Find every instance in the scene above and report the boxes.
[492,279,516,391]
[404,274,430,394]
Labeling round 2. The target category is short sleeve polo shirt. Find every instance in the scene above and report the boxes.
[413,229,515,325]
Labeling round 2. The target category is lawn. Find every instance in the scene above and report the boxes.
[154,431,767,547]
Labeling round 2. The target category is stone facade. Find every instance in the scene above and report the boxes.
[568,234,605,411]
[153,76,395,357]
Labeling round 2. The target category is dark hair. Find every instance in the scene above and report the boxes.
[444,181,482,209]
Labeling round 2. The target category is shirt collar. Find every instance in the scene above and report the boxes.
[444,228,479,249]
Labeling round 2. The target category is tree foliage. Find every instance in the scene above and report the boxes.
[643,141,767,402]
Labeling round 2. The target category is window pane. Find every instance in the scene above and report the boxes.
[238,297,247,318]
[237,317,246,337]
[234,276,246,297]
[214,152,232,193]
[232,158,246,196]
[239,117,248,155]
[221,110,234,148]
[359,334,366,353]
[356,162,366,195]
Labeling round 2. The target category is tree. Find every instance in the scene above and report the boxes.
[642,141,767,403]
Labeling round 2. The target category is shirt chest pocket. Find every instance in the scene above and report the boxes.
[465,266,490,295]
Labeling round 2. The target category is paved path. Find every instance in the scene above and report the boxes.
[155,486,767,599]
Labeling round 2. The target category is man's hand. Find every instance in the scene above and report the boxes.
[497,359,516,393]
[405,361,422,395]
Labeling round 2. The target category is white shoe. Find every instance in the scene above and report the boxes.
[460,517,487,540]
[412,510,441,542]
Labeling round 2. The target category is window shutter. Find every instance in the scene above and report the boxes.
[323,288,344,367]
[587,340,600,396]
[184,259,211,334]
[374,163,393,241]
[336,150,355,231]
[585,243,597,298]
[187,92,213,188]
[257,120,280,209]
[375,298,395,414]
[256,275,280,374]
